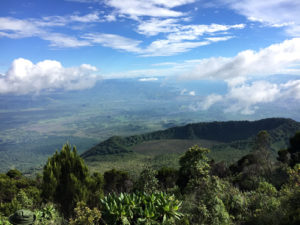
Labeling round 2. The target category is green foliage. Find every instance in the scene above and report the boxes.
[278,164,300,225]
[229,131,275,191]
[0,215,10,225]
[157,167,178,190]
[0,173,40,217]
[135,168,159,194]
[253,130,271,153]
[41,143,95,217]
[2,129,300,225]
[245,183,282,225]
[182,176,232,225]
[82,136,133,158]
[282,132,300,166]
[177,145,210,191]
[100,192,183,225]
[87,172,104,208]
[83,118,300,162]
[34,203,64,225]
[6,169,22,179]
[103,169,133,194]
[69,201,101,225]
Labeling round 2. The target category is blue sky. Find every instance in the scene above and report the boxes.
[1,0,300,115]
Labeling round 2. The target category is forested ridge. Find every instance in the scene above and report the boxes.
[82,118,300,159]
[0,123,300,224]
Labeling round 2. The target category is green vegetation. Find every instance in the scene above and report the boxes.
[0,129,299,224]
[82,118,300,176]
[100,192,183,224]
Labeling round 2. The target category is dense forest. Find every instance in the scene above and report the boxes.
[0,130,299,224]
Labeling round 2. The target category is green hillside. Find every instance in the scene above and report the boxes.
[82,118,300,161]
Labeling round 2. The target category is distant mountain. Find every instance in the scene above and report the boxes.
[81,118,300,160]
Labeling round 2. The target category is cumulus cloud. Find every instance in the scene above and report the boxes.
[181,38,300,80]
[223,0,300,36]
[280,80,300,99]
[0,58,100,94]
[180,38,300,114]
[192,79,300,115]
[224,81,281,115]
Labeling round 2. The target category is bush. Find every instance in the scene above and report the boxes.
[100,192,183,224]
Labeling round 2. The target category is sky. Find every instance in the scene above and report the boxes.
[1,0,300,115]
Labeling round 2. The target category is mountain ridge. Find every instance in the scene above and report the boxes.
[81,118,300,160]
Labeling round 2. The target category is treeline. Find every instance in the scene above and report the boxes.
[0,130,299,224]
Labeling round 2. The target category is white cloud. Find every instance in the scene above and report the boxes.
[135,20,244,56]
[189,91,196,96]
[0,8,244,55]
[205,36,234,42]
[137,18,179,36]
[223,0,300,36]
[0,58,100,94]
[192,79,300,115]
[83,33,142,53]
[181,38,300,80]
[180,89,188,95]
[43,33,91,48]
[167,24,244,42]
[104,14,117,22]
[280,79,300,99]
[152,62,178,66]
[224,81,280,115]
[0,17,41,38]
[138,77,158,82]
[200,94,223,110]
[179,38,300,114]
[105,0,195,19]
[0,12,107,47]
[142,39,210,56]
[137,18,244,39]
[180,89,196,96]
[83,23,240,56]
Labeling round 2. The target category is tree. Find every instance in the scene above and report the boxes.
[103,169,133,194]
[157,167,178,190]
[6,169,22,179]
[135,168,159,193]
[177,145,210,192]
[277,132,300,166]
[41,143,91,217]
[252,130,272,175]
[253,130,271,154]
[288,132,300,166]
